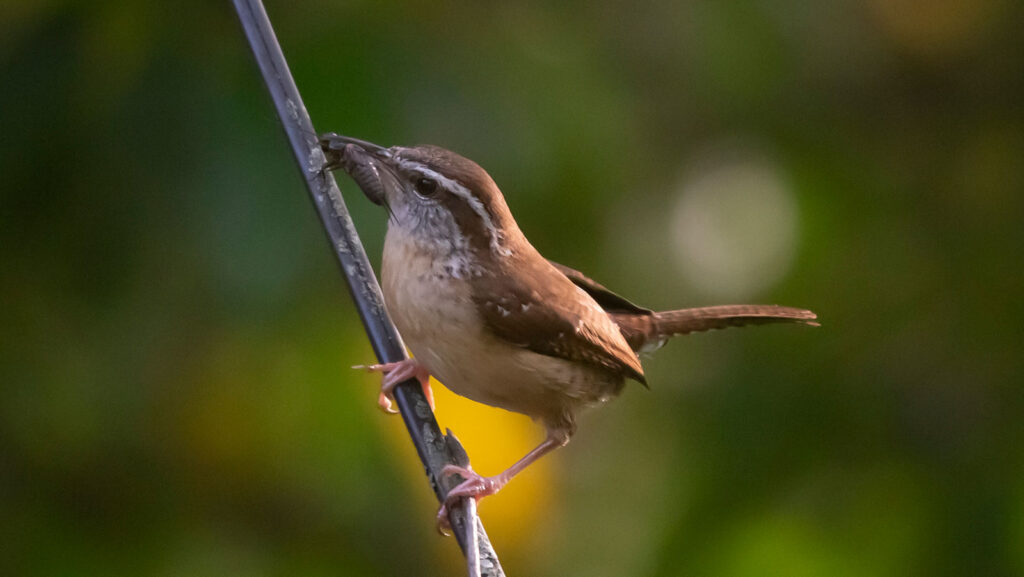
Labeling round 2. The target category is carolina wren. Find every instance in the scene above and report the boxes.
[320,134,817,525]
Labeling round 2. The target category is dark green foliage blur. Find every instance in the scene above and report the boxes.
[3,1,1023,576]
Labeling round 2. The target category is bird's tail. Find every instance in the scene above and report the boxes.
[654,304,818,335]
[612,305,818,352]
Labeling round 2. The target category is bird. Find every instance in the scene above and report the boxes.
[320,134,817,527]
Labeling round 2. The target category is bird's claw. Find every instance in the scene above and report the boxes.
[435,465,504,535]
[377,391,400,414]
[353,360,434,413]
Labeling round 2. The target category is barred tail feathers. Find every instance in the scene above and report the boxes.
[654,305,818,336]
[612,305,818,352]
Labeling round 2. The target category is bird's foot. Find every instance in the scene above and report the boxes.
[435,465,507,534]
[353,359,434,414]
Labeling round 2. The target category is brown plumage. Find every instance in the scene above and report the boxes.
[320,134,818,529]
[552,260,818,352]
[475,253,648,386]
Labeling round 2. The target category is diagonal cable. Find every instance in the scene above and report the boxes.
[231,2,504,575]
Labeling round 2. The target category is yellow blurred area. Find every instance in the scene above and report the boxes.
[376,373,554,552]
[866,0,1007,57]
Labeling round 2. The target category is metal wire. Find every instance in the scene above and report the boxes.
[231,2,504,574]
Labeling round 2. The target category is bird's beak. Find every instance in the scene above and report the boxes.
[320,133,387,155]
[319,133,394,206]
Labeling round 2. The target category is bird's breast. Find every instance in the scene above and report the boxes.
[380,230,617,423]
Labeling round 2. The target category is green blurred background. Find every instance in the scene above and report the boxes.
[3,1,1023,575]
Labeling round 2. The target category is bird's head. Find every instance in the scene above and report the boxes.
[320,134,521,260]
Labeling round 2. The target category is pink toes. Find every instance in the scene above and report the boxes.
[421,379,435,411]
[354,359,433,413]
[435,465,507,534]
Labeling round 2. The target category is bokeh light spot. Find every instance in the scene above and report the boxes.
[670,145,800,299]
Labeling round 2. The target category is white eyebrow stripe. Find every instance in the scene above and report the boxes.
[395,158,512,256]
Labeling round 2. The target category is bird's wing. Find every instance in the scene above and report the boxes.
[547,260,653,315]
[473,258,646,385]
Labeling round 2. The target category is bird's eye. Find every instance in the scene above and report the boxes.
[414,177,438,198]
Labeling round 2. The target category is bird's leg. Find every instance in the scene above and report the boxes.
[353,359,434,414]
[436,430,569,532]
